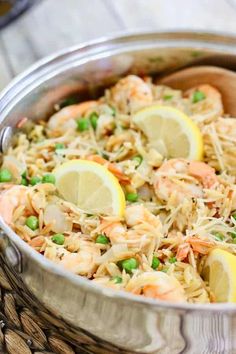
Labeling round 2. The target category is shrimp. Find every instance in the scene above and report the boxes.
[86,155,130,184]
[176,243,191,261]
[101,218,152,247]
[29,236,45,249]
[101,205,162,248]
[100,221,127,244]
[126,272,186,303]
[101,219,158,248]
[47,100,97,133]
[186,84,223,124]
[154,158,218,203]
[187,237,215,255]
[188,161,218,189]
[0,185,28,224]
[59,240,100,276]
[125,204,161,229]
[176,237,215,259]
[110,75,153,113]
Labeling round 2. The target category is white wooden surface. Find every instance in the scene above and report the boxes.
[1,0,236,90]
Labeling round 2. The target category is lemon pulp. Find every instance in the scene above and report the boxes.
[203,248,236,302]
[54,159,125,217]
[133,105,203,160]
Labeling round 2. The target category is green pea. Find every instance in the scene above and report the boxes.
[55,143,65,150]
[25,216,39,231]
[59,97,78,108]
[51,233,65,245]
[132,155,143,167]
[126,193,138,203]
[0,169,12,183]
[151,256,160,270]
[89,112,99,130]
[169,257,177,264]
[192,90,206,103]
[118,258,138,273]
[110,106,116,116]
[112,276,122,284]
[232,213,236,221]
[163,95,173,101]
[30,176,42,186]
[212,231,224,241]
[42,174,56,184]
[102,153,109,160]
[95,234,109,244]
[22,171,27,178]
[77,118,90,132]
[231,232,236,239]
[21,177,28,186]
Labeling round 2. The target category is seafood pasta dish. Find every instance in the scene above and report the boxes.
[1,74,236,304]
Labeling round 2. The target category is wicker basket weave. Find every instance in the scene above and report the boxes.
[0,255,131,354]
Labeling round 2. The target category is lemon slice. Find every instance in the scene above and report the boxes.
[202,248,236,302]
[54,160,125,216]
[133,105,203,160]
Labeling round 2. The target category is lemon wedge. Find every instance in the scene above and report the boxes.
[54,160,125,216]
[133,105,203,160]
[202,248,236,302]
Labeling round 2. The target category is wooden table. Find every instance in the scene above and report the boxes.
[1,0,236,90]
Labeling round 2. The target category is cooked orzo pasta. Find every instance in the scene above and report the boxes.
[1,74,236,304]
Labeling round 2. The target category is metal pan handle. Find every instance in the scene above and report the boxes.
[0,126,15,153]
[0,230,22,273]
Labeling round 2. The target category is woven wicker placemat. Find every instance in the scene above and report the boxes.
[0,264,80,354]
[0,258,129,354]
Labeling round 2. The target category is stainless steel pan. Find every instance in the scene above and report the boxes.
[0,32,236,354]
